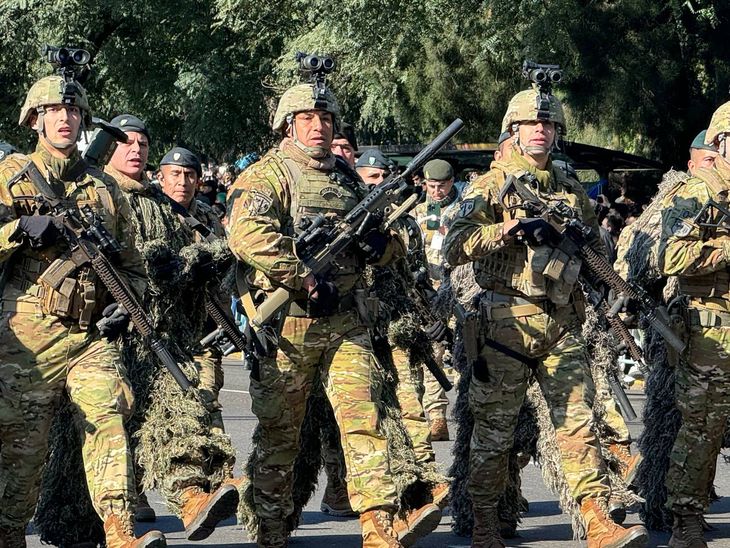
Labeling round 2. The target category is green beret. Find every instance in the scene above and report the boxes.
[691,130,718,152]
[160,147,202,177]
[110,114,150,140]
[423,159,454,181]
[356,149,395,170]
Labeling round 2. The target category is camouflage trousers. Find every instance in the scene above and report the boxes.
[249,310,398,520]
[422,348,449,420]
[195,348,225,435]
[469,301,609,512]
[392,348,435,464]
[667,306,730,512]
[586,371,631,444]
[0,306,135,529]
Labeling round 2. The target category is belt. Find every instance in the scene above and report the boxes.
[1,299,43,315]
[288,292,356,318]
[488,303,545,320]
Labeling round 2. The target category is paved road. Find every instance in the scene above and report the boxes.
[27,360,730,547]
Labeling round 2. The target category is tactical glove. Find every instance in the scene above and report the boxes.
[307,277,339,315]
[96,303,131,341]
[358,229,390,263]
[9,215,65,249]
[508,218,559,246]
[425,319,449,342]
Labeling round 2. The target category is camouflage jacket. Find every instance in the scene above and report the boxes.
[411,186,461,283]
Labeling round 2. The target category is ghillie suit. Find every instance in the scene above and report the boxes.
[35,188,236,546]
[236,260,447,540]
[445,263,640,540]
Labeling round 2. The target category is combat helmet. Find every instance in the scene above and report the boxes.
[500,86,566,135]
[272,83,340,133]
[19,75,91,131]
[705,100,730,146]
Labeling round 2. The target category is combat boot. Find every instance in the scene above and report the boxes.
[471,507,505,548]
[668,510,708,548]
[320,476,357,517]
[359,508,402,548]
[179,483,239,541]
[608,442,642,484]
[257,518,289,548]
[103,514,166,548]
[608,494,627,525]
[430,481,450,510]
[0,525,26,548]
[393,502,442,546]
[135,492,156,523]
[430,417,450,441]
[580,497,648,548]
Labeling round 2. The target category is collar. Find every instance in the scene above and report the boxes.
[105,164,149,194]
[281,137,336,171]
[33,142,84,182]
[427,185,459,208]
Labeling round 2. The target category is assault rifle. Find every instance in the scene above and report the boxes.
[16,162,193,391]
[498,173,686,355]
[694,198,730,231]
[252,118,465,327]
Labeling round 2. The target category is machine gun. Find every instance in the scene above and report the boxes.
[252,118,464,327]
[14,162,192,391]
[498,173,686,355]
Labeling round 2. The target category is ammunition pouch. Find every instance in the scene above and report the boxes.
[37,258,96,329]
[354,288,380,328]
[688,307,730,328]
[679,271,730,301]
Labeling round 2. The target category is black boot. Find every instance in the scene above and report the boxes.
[668,510,708,548]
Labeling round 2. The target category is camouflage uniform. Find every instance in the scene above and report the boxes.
[0,144,143,532]
[444,149,611,513]
[659,155,730,516]
[227,136,403,525]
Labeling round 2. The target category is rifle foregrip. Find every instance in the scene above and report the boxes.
[253,286,291,327]
[149,339,193,391]
[608,374,637,421]
[648,314,687,353]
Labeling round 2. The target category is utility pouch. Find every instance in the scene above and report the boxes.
[354,288,379,328]
[38,258,79,318]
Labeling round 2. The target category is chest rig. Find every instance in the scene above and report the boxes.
[474,168,584,305]
[4,154,116,328]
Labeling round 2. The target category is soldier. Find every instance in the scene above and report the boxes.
[658,102,730,547]
[0,78,165,547]
[687,130,718,175]
[411,159,460,441]
[228,82,440,547]
[107,125,240,540]
[356,148,395,186]
[330,121,357,168]
[442,85,649,547]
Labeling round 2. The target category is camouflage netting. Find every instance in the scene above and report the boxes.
[35,191,236,546]
[237,262,447,540]
[445,263,640,540]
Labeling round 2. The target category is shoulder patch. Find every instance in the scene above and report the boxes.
[670,209,694,237]
[248,188,274,216]
[459,198,475,218]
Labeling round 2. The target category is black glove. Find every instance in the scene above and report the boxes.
[508,218,559,246]
[425,319,449,342]
[358,229,390,263]
[96,303,131,341]
[307,277,339,315]
[9,215,64,249]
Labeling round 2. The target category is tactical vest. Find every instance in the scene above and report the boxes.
[675,167,730,302]
[473,164,585,305]
[1,152,116,328]
[274,149,367,294]
[413,188,461,282]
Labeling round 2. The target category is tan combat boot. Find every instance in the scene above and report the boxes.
[580,497,648,548]
[608,442,642,484]
[135,492,156,523]
[608,493,626,524]
[471,508,505,548]
[430,417,450,441]
[320,476,357,517]
[257,518,289,548]
[179,483,239,541]
[0,525,26,548]
[103,514,166,548]
[668,510,708,548]
[431,482,450,510]
[360,508,403,548]
[392,503,442,546]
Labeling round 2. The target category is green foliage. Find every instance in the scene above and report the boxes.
[1,0,729,164]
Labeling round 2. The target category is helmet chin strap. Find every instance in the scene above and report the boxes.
[289,114,328,159]
[512,121,555,159]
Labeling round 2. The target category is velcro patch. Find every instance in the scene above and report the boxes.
[459,198,475,218]
[247,189,274,216]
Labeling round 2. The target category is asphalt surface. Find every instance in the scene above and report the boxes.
[26,360,730,547]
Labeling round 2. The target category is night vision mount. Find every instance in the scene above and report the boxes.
[296,51,336,106]
[43,44,91,108]
[522,60,563,124]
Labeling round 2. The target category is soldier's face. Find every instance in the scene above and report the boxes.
[425,178,454,201]
[687,148,717,173]
[42,104,82,149]
[160,165,198,209]
[330,137,356,167]
[110,131,149,181]
[518,121,556,159]
[357,166,387,186]
[289,111,334,148]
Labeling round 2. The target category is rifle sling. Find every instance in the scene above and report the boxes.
[481,336,539,372]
